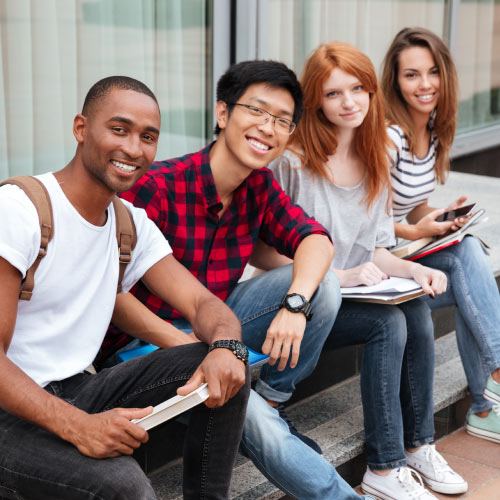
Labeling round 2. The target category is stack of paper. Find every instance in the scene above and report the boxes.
[341,277,424,305]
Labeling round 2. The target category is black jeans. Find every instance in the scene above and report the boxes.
[0,343,250,500]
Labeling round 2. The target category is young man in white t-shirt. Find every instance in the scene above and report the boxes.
[0,76,249,500]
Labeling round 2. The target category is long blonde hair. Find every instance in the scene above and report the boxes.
[290,42,391,209]
[381,27,458,183]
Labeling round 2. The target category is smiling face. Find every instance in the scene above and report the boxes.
[215,83,295,174]
[397,46,440,121]
[320,67,370,131]
[75,88,160,194]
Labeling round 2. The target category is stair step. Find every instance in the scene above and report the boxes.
[150,331,468,500]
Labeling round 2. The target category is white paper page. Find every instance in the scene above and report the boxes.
[341,277,420,295]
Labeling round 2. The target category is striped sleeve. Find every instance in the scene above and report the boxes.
[388,125,437,222]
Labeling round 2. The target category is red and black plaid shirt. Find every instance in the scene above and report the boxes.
[99,144,330,361]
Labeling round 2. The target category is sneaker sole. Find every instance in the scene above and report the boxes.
[420,475,468,495]
[406,465,468,494]
[466,423,500,444]
[361,481,397,500]
[484,387,500,404]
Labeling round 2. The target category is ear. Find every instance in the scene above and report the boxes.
[73,114,87,144]
[215,101,229,131]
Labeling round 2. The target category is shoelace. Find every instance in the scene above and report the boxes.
[493,404,500,417]
[397,467,431,498]
[422,444,453,477]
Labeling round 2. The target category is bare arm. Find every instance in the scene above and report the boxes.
[395,195,469,240]
[250,234,334,370]
[141,255,246,407]
[249,238,293,270]
[373,247,447,297]
[112,293,198,348]
[0,258,151,459]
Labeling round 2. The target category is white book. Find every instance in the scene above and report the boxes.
[132,383,210,431]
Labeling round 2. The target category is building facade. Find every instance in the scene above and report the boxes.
[1,0,499,178]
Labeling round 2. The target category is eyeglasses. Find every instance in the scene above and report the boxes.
[228,103,296,135]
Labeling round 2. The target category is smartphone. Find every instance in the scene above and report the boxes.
[435,203,476,222]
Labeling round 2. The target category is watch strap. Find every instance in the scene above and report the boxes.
[208,339,249,364]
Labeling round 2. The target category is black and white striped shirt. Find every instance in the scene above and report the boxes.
[388,125,437,222]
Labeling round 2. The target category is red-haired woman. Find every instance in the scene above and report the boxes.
[382,27,500,449]
[253,41,466,499]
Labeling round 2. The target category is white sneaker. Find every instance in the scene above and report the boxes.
[405,444,468,494]
[361,466,438,499]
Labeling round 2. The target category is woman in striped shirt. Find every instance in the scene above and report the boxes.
[382,27,500,444]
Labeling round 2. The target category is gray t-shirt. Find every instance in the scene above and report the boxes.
[268,150,395,270]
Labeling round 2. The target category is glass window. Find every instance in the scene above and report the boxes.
[262,0,446,80]
[0,0,212,178]
[455,0,500,132]
[258,0,500,137]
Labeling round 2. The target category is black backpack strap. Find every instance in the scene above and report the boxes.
[112,197,137,293]
[0,176,54,301]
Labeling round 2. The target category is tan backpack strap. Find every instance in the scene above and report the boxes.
[0,176,54,301]
[112,197,137,293]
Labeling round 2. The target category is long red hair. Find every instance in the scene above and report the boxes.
[290,41,391,209]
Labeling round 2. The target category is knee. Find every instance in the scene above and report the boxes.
[402,299,434,340]
[94,457,155,500]
[372,308,408,350]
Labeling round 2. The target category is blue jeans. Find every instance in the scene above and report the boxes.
[174,264,341,403]
[0,344,250,500]
[240,391,366,500]
[325,299,435,470]
[418,236,500,414]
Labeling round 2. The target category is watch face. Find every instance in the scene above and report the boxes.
[287,295,304,309]
[232,341,248,362]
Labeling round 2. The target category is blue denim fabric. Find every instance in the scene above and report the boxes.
[325,298,435,470]
[239,391,366,500]
[0,344,249,500]
[418,236,500,414]
[225,264,341,402]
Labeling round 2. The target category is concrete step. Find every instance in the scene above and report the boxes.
[149,331,468,500]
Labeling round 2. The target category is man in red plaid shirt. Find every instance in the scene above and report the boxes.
[107,61,363,499]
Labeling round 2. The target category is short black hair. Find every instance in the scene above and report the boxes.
[82,76,159,116]
[214,60,303,135]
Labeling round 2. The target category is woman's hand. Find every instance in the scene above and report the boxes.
[335,262,388,288]
[411,263,447,298]
[414,208,454,238]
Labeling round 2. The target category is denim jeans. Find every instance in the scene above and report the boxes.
[174,265,340,402]
[0,343,250,500]
[227,264,341,402]
[240,390,366,500]
[171,266,354,499]
[325,299,435,470]
[418,236,500,414]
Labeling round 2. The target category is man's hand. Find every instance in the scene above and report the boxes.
[261,309,306,371]
[336,262,388,287]
[70,407,152,459]
[411,263,447,298]
[177,348,246,408]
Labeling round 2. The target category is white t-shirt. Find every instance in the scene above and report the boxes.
[269,150,395,270]
[388,125,437,222]
[0,173,172,387]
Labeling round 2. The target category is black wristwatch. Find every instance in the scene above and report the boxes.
[280,293,313,321]
[208,339,249,364]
